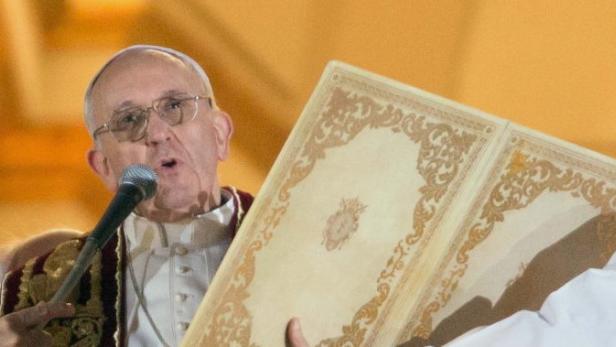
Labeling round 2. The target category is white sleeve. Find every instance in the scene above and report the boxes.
[445,257,616,347]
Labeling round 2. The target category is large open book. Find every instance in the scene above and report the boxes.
[182,62,616,346]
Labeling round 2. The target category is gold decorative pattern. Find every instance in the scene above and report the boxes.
[8,239,105,346]
[322,198,367,251]
[407,147,616,340]
[14,258,35,311]
[30,240,82,304]
[199,72,482,346]
[48,243,105,346]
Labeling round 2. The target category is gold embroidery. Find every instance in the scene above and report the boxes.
[200,76,481,346]
[45,244,104,346]
[10,238,105,346]
[15,258,35,310]
[30,240,81,304]
[322,198,367,251]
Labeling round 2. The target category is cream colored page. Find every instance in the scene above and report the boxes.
[400,125,616,345]
[246,127,422,343]
[183,61,506,347]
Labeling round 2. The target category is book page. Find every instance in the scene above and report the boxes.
[182,61,507,347]
[400,125,616,346]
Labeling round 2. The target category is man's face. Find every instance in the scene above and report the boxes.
[87,51,232,222]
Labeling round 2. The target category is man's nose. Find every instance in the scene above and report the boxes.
[144,111,172,145]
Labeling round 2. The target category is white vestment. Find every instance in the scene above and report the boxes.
[445,251,616,346]
[123,191,235,347]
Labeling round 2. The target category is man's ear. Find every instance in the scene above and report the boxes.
[87,148,117,191]
[212,111,234,161]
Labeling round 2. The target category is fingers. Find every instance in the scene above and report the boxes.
[8,302,75,329]
[286,317,309,347]
[0,303,68,347]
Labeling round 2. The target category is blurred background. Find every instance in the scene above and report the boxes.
[1,0,616,244]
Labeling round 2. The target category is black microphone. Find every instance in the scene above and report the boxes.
[88,164,158,249]
[48,164,158,305]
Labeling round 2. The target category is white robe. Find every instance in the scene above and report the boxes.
[445,251,616,346]
[123,191,236,347]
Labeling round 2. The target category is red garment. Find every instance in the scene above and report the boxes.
[0,187,253,346]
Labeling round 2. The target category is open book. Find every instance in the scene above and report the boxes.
[182,62,616,346]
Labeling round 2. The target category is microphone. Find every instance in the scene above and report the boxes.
[88,164,158,249]
[48,164,158,305]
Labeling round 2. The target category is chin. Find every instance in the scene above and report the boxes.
[154,192,198,210]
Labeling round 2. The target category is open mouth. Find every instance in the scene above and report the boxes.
[160,158,177,169]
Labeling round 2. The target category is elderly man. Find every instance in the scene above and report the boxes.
[3,45,616,347]
[0,45,308,347]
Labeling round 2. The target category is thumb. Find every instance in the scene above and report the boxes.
[10,302,75,328]
[286,317,309,347]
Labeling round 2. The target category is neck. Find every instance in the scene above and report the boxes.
[136,186,223,223]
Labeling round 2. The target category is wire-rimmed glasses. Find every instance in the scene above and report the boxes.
[92,95,211,142]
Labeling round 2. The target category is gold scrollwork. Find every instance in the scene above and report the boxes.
[200,80,479,347]
[408,149,616,340]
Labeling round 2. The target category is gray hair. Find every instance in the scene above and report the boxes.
[83,45,218,138]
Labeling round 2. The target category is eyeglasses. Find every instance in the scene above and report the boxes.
[93,95,211,142]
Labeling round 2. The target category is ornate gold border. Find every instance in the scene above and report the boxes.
[405,134,616,341]
[198,68,494,346]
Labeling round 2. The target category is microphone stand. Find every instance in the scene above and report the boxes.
[36,164,157,330]
[48,182,144,304]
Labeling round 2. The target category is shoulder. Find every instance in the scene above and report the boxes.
[0,229,84,278]
[223,186,254,208]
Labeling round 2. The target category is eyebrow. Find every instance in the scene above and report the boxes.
[112,89,190,112]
